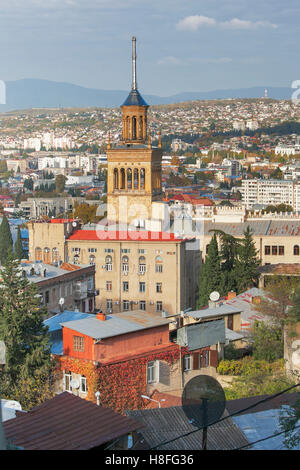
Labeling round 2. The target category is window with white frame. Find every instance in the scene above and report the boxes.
[147,361,158,383]
[156,301,163,312]
[80,375,88,393]
[64,370,72,392]
[105,255,112,271]
[123,300,129,311]
[184,355,192,371]
[122,255,129,273]
[138,256,146,273]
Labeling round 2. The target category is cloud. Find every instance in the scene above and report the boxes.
[176,15,278,32]
[157,56,184,66]
[221,18,278,29]
[176,15,217,32]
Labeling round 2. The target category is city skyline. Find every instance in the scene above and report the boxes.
[0,1,298,96]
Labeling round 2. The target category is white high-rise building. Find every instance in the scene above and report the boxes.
[241,179,300,210]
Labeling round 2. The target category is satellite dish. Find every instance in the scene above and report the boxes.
[59,298,65,305]
[72,222,77,227]
[182,375,226,429]
[70,379,80,389]
[209,291,220,302]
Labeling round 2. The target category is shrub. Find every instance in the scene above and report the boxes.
[217,357,284,376]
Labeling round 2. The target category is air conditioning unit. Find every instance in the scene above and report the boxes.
[108,309,112,313]
[123,271,128,276]
[150,301,154,305]
[115,301,119,305]
[102,265,106,269]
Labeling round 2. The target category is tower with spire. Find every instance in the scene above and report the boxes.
[106,37,163,227]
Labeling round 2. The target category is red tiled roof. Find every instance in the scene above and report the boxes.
[67,230,188,242]
[50,219,76,224]
[3,392,142,450]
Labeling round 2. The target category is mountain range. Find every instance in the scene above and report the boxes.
[0,79,294,112]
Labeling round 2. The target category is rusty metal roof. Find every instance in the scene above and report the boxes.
[3,392,142,450]
[126,406,249,450]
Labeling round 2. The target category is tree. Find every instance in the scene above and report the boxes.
[14,226,25,260]
[74,202,99,224]
[55,174,67,193]
[210,229,240,294]
[196,234,222,307]
[252,320,283,362]
[0,214,13,265]
[23,178,34,191]
[0,257,54,408]
[235,226,260,293]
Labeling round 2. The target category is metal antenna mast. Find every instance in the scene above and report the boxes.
[132,36,137,91]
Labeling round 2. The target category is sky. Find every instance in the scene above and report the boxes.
[0,0,299,96]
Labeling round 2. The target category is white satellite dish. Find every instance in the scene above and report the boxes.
[72,222,77,227]
[210,291,220,302]
[59,298,65,306]
[70,378,80,389]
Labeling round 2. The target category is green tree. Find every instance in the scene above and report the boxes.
[55,174,67,193]
[196,234,222,307]
[0,215,13,265]
[252,320,283,362]
[0,257,54,408]
[14,226,25,260]
[236,226,260,293]
[210,229,240,294]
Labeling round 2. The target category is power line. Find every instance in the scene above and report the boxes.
[233,423,300,450]
[149,382,300,450]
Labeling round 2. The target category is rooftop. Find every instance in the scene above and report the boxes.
[121,89,148,107]
[60,309,171,340]
[187,304,241,321]
[3,392,142,450]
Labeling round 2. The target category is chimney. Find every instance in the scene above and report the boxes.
[96,311,106,321]
[252,296,261,304]
[227,291,236,300]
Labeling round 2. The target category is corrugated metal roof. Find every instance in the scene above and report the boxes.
[204,220,271,236]
[60,310,171,340]
[3,392,142,450]
[126,406,249,450]
[44,311,93,333]
[187,304,241,320]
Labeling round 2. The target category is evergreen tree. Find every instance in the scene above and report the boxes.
[14,226,25,260]
[210,229,240,294]
[0,215,13,265]
[196,234,222,307]
[0,257,53,387]
[236,226,260,292]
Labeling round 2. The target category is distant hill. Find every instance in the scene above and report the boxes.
[0,79,293,112]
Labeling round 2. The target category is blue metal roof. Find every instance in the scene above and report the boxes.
[44,311,93,332]
[121,89,148,107]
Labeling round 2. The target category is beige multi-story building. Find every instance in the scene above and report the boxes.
[27,38,202,316]
[240,179,300,210]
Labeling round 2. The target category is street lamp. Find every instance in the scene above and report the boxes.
[141,395,166,408]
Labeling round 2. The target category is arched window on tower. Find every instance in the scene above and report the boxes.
[134,168,139,189]
[126,116,131,140]
[127,168,132,189]
[43,247,50,264]
[294,245,300,256]
[132,116,137,140]
[52,247,59,263]
[140,168,145,190]
[120,168,125,190]
[114,168,119,190]
[139,116,143,139]
[35,247,42,261]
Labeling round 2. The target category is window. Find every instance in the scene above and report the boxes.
[64,371,72,392]
[45,291,50,304]
[279,246,284,256]
[121,249,130,253]
[73,336,85,352]
[72,247,81,253]
[294,245,300,256]
[73,254,79,265]
[106,281,112,291]
[52,247,59,263]
[155,256,163,273]
[35,247,42,261]
[272,246,278,255]
[89,254,96,265]
[123,300,129,311]
[43,247,50,263]
[123,281,129,292]
[147,361,157,383]
[138,249,147,254]
[88,248,97,253]
[105,255,112,271]
[104,248,114,253]
[139,282,146,293]
[140,300,146,311]
[139,256,146,273]
[265,246,270,255]
[156,283,162,293]
[184,355,192,371]
[106,299,112,311]
[122,255,129,274]
[156,301,163,312]
[80,375,87,394]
